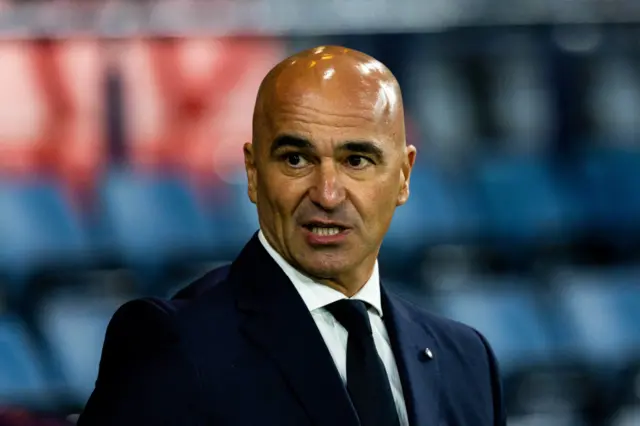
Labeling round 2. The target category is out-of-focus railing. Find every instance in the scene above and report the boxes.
[0,0,640,38]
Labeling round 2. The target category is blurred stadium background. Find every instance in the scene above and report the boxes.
[0,0,639,425]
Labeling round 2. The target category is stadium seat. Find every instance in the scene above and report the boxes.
[551,267,640,368]
[38,291,126,405]
[433,273,592,422]
[473,155,571,252]
[381,166,480,271]
[97,168,215,294]
[0,180,90,303]
[577,147,640,245]
[433,276,554,374]
[0,315,52,408]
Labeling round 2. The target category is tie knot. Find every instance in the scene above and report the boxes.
[326,299,372,337]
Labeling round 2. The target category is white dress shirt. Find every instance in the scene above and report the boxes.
[258,230,409,426]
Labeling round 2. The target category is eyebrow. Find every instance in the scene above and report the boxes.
[270,134,386,162]
[339,141,384,161]
[270,135,314,155]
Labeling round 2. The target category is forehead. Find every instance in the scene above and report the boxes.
[264,63,400,148]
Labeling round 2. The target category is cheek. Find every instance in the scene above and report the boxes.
[351,184,397,227]
[258,178,305,223]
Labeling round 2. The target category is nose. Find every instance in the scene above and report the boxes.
[308,161,346,211]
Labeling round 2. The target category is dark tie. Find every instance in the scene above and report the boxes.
[326,299,402,426]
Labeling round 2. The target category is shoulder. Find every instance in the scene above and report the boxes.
[171,263,232,301]
[106,264,234,346]
[104,297,177,351]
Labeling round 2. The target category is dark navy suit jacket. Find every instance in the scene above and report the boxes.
[77,234,506,426]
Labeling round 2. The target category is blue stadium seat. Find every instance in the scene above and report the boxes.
[38,292,125,405]
[552,267,640,367]
[432,274,595,422]
[0,180,89,302]
[433,275,555,376]
[382,166,480,261]
[473,155,570,249]
[0,315,52,408]
[98,169,215,290]
[577,147,640,244]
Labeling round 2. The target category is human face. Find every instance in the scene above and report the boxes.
[244,62,415,291]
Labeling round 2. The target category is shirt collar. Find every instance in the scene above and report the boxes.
[258,230,383,317]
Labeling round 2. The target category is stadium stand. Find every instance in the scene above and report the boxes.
[0,25,637,426]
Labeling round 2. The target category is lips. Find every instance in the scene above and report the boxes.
[301,221,351,245]
[302,221,349,237]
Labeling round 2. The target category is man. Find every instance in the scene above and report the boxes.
[78,46,506,426]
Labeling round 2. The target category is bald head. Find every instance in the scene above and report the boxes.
[244,46,416,296]
[253,46,405,149]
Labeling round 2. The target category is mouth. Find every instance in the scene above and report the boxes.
[302,222,350,239]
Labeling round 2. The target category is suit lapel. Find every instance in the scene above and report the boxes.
[382,288,441,426]
[231,234,359,426]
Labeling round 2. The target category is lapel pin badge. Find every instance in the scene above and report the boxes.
[422,348,433,360]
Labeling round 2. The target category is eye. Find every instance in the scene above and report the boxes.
[346,155,372,169]
[284,153,309,168]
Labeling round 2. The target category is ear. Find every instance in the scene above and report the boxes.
[243,142,258,204]
[396,144,416,206]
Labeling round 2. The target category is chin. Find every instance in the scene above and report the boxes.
[296,255,352,280]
